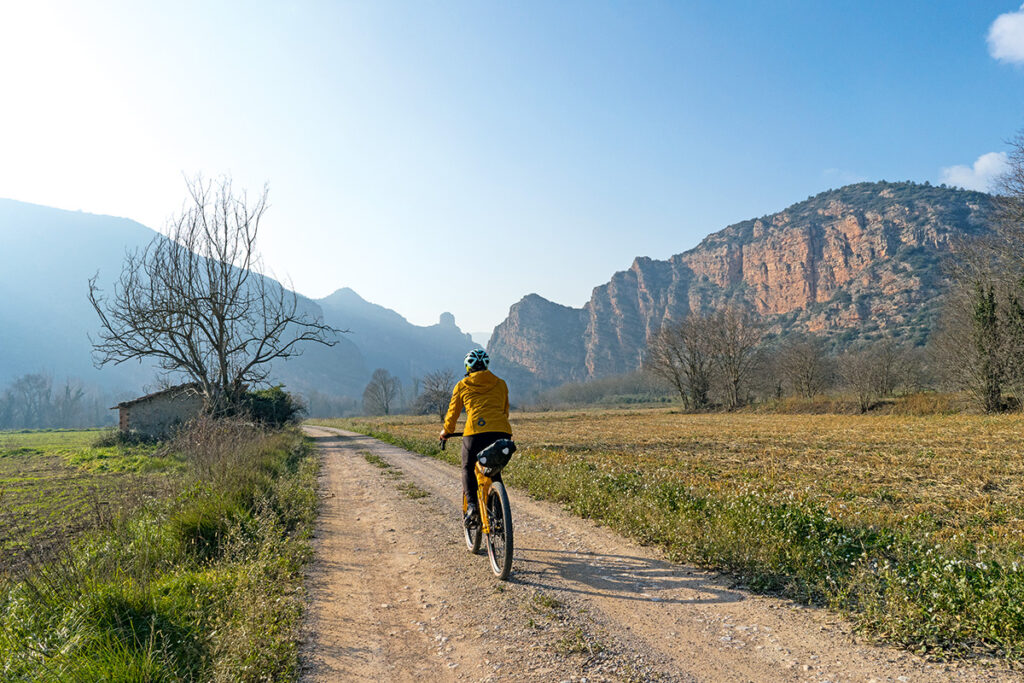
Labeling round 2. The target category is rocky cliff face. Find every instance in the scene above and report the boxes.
[488,294,588,389]
[488,182,995,390]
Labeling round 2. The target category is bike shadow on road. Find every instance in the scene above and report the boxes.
[511,548,744,606]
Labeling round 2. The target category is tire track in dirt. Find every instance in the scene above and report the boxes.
[301,426,1016,682]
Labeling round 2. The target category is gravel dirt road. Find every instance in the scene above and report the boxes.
[300,426,1016,682]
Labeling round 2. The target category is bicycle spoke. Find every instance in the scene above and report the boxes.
[485,483,513,579]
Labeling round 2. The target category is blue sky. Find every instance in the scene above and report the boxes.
[1,1,1023,335]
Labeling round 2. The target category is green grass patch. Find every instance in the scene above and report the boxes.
[361,452,392,469]
[0,419,318,681]
[0,428,179,474]
[532,590,561,611]
[554,625,604,656]
[397,481,429,500]
[0,429,180,574]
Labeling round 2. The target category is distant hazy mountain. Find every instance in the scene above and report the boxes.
[0,199,471,401]
[488,181,996,393]
[316,288,474,384]
[0,199,157,392]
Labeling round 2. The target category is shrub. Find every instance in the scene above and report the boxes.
[92,428,159,448]
[243,386,304,428]
[889,392,960,415]
[170,494,246,561]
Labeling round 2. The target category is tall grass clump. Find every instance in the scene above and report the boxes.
[0,416,318,681]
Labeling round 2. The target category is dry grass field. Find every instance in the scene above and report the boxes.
[313,407,1024,659]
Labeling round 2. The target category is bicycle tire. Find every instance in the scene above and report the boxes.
[463,493,481,553]
[484,482,514,580]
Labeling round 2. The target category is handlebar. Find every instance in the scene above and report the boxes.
[439,431,464,450]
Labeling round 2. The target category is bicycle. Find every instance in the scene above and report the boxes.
[440,432,514,580]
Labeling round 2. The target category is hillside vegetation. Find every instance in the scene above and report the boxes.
[316,408,1024,660]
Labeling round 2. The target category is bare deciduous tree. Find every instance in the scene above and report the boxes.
[707,307,763,409]
[363,368,401,416]
[872,338,901,397]
[776,334,834,399]
[869,337,930,397]
[929,132,1024,412]
[839,348,880,413]
[645,316,713,410]
[416,369,458,419]
[88,177,338,413]
[995,130,1024,260]
[4,374,52,428]
[52,380,86,427]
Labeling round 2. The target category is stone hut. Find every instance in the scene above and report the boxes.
[113,383,204,438]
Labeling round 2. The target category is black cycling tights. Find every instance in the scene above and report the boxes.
[461,431,512,506]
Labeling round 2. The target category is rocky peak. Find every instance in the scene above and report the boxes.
[487,294,589,388]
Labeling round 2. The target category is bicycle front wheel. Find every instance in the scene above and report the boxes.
[463,493,481,553]
[484,482,513,580]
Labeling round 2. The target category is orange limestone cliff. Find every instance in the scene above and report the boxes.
[488,182,995,389]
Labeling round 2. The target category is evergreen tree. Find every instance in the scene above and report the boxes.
[972,283,1002,413]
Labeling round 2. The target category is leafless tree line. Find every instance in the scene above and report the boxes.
[646,307,928,413]
[645,307,760,410]
[303,390,360,418]
[0,374,116,429]
[361,367,459,417]
[645,131,1024,415]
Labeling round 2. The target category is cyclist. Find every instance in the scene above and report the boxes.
[440,349,512,527]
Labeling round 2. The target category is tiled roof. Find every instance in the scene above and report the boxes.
[112,383,201,409]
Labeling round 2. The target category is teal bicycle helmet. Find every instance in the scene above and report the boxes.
[464,348,490,372]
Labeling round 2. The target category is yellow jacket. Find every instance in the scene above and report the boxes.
[443,370,512,436]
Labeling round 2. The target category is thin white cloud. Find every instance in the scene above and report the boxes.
[822,168,868,185]
[940,152,1009,192]
[988,4,1024,64]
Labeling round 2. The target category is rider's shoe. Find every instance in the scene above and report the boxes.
[464,504,480,528]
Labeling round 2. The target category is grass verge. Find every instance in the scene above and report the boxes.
[0,417,318,681]
[312,414,1024,662]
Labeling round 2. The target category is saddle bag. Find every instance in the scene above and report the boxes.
[476,439,516,477]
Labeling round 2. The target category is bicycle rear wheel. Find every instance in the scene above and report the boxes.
[484,482,513,580]
[463,493,481,553]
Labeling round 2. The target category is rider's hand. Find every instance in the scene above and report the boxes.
[439,430,448,441]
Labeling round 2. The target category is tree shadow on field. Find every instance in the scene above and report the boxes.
[512,548,743,606]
